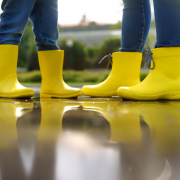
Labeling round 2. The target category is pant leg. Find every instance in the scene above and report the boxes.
[120,0,151,52]
[0,0,36,44]
[29,0,59,51]
[153,0,180,48]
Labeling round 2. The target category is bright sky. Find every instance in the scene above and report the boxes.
[0,0,153,25]
[58,0,123,25]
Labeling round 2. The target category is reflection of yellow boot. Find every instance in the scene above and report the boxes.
[0,99,34,149]
[0,45,34,98]
[38,98,81,143]
[118,47,180,100]
[139,102,180,155]
[82,52,142,97]
[82,101,142,146]
[38,50,82,98]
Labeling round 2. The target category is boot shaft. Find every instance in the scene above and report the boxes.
[0,45,18,78]
[38,50,64,86]
[151,47,180,78]
[112,52,142,84]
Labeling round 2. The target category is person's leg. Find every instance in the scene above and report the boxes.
[153,0,180,48]
[0,0,36,44]
[120,0,151,52]
[82,0,151,97]
[29,0,82,98]
[0,0,35,98]
[117,0,180,100]
[29,0,59,51]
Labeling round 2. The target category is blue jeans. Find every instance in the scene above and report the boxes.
[0,0,59,51]
[120,0,180,52]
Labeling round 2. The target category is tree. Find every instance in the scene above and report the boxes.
[94,37,121,68]
[110,21,122,30]
[18,20,39,70]
[58,39,86,70]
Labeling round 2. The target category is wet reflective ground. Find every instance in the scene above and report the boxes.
[0,96,180,180]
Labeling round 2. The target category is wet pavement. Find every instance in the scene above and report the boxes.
[0,96,180,180]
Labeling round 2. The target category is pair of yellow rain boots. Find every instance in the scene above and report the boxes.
[2,44,180,100]
[83,47,180,100]
[0,45,82,99]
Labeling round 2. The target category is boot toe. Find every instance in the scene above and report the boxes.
[82,85,105,97]
[82,85,97,96]
[82,85,118,97]
[117,87,135,100]
[63,86,82,97]
[117,86,160,100]
[10,88,34,98]
[67,88,82,97]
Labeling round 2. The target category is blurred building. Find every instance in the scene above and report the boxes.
[58,15,156,47]
[58,15,121,47]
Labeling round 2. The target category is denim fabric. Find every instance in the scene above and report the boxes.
[153,0,180,48]
[0,0,59,51]
[120,0,180,52]
[120,0,151,52]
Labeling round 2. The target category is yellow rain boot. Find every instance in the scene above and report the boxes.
[38,98,81,143]
[38,50,82,98]
[118,47,180,100]
[0,99,33,149]
[82,101,142,146]
[0,45,34,98]
[82,52,142,97]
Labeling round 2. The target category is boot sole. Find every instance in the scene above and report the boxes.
[82,91,118,98]
[0,93,34,99]
[118,91,180,101]
[40,92,82,98]
[83,93,112,98]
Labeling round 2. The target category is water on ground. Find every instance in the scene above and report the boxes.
[0,96,179,180]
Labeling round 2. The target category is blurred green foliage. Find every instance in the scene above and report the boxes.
[110,21,122,30]
[57,39,86,70]
[18,20,39,70]
[18,20,121,71]
[17,70,149,83]
[17,70,41,82]
[17,70,109,83]
[140,71,149,81]
[19,20,156,71]
[94,38,120,68]
[151,19,156,28]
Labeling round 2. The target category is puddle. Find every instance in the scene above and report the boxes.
[0,98,179,179]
